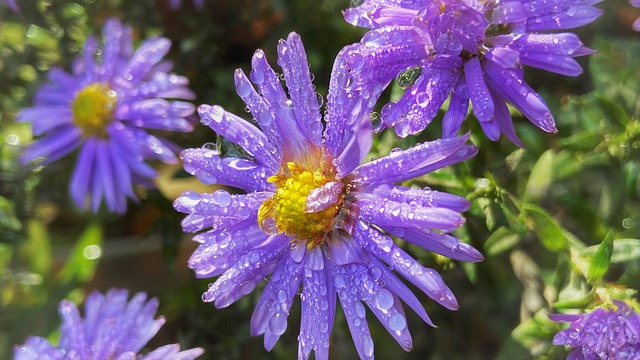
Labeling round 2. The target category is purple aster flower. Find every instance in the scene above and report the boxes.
[174,32,482,359]
[18,18,195,213]
[1,0,18,11]
[343,0,601,145]
[168,0,205,10]
[14,288,204,360]
[632,0,640,31]
[550,301,640,359]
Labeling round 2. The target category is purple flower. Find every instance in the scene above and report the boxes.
[14,289,204,360]
[174,32,482,359]
[168,0,205,10]
[343,0,601,145]
[632,0,640,31]
[17,18,195,213]
[1,0,18,11]
[550,301,640,359]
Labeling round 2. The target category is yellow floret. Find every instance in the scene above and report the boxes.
[72,83,117,137]
[259,161,341,248]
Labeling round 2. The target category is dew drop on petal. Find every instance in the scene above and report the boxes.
[269,313,288,336]
[388,314,407,332]
[373,289,394,311]
[389,148,405,163]
[212,190,232,206]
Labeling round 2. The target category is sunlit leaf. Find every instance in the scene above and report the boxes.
[57,222,103,284]
[587,231,614,283]
[484,226,521,256]
[583,238,640,264]
[522,204,568,253]
[523,150,554,203]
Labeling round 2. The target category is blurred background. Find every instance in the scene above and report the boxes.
[1,0,639,359]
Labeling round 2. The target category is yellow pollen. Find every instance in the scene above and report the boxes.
[72,83,117,137]
[258,162,341,249]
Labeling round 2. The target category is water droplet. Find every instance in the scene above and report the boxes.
[389,148,405,163]
[363,335,374,357]
[388,314,407,332]
[269,313,288,336]
[373,289,394,310]
[212,190,232,206]
[441,234,458,248]
[370,112,381,129]
[334,275,346,288]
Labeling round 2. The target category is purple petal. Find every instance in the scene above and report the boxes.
[250,255,303,349]
[352,134,476,187]
[354,220,459,310]
[180,147,272,192]
[119,37,171,85]
[277,32,323,146]
[298,251,335,360]
[249,49,311,162]
[70,139,98,208]
[464,57,494,123]
[442,81,470,138]
[17,106,72,136]
[334,115,373,178]
[21,125,82,165]
[234,68,282,156]
[188,223,272,278]
[526,6,602,31]
[483,56,557,133]
[489,87,524,147]
[174,191,271,233]
[358,195,465,232]
[370,184,470,212]
[59,300,89,359]
[383,226,484,262]
[198,104,279,171]
[203,241,288,308]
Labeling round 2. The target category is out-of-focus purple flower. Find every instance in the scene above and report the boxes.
[550,301,640,359]
[343,0,601,145]
[1,0,18,11]
[14,289,204,360]
[174,32,482,359]
[18,18,195,213]
[632,0,640,31]
[168,0,205,10]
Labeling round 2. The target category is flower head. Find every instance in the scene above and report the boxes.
[632,0,640,31]
[343,0,601,145]
[14,289,204,360]
[168,0,205,10]
[550,301,640,359]
[18,18,195,213]
[175,32,482,359]
[1,0,18,11]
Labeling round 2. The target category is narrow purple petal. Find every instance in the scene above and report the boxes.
[21,125,82,165]
[70,139,97,209]
[335,115,373,178]
[352,134,475,187]
[119,37,171,85]
[354,220,459,310]
[198,104,279,171]
[526,6,602,31]
[174,191,271,233]
[277,32,323,146]
[203,241,288,308]
[358,195,465,232]
[489,87,524,147]
[382,226,484,262]
[180,147,271,192]
[370,184,471,212]
[59,300,89,359]
[442,81,470,138]
[298,251,335,360]
[483,56,557,133]
[464,57,494,123]
[17,106,72,136]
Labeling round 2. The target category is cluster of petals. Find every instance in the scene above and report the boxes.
[550,301,640,359]
[632,0,640,31]
[343,0,601,144]
[174,32,483,359]
[18,18,195,213]
[14,289,204,360]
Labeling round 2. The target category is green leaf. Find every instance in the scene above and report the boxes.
[19,220,52,276]
[484,226,521,256]
[582,238,640,264]
[553,290,594,310]
[587,231,614,283]
[58,222,103,284]
[522,204,568,253]
[523,150,554,203]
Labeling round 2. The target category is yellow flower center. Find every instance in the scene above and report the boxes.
[72,83,117,137]
[258,161,343,249]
